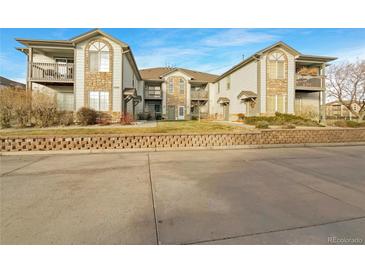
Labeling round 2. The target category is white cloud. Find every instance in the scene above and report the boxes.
[201,29,276,47]
[136,46,209,68]
[332,46,365,62]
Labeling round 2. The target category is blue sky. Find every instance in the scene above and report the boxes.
[1,28,365,83]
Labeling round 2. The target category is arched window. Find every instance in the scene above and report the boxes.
[89,41,110,72]
[179,78,185,94]
[268,51,286,79]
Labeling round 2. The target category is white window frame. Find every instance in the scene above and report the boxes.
[226,76,231,90]
[168,78,174,94]
[179,79,185,95]
[89,41,110,73]
[89,91,109,111]
[178,106,185,119]
[268,51,286,80]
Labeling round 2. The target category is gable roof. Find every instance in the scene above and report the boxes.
[16,29,141,80]
[140,67,218,83]
[70,29,129,48]
[237,90,257,100]
[215,41,337,82]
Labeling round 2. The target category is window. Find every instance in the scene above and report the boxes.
[268,51,286,79]
[89,41,110,72]
[179,79,185,95]
[89,91,109,111]
[178,106,185,117]
[267,95,286,113]
[168,78,173,94]
[218,82,220,93]
[226,76,231,90]
[57,92,74,111]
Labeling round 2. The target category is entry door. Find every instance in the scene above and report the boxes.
[178,106,185,120]
[167,105,176,120]
[223,104,229,121]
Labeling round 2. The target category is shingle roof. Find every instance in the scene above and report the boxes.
[237,90,257,100]
[139,67,218,83]
[217,97,230,103]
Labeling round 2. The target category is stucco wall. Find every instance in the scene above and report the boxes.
[295,91,320,119]
[214,60,258,120]
[32,83,74,111]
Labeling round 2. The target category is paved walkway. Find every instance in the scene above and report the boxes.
[1,146,365,244]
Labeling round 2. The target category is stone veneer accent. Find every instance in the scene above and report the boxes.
[84,38,114,111]
[1,129,364,152]
[166,77,186,119]
[266,49,289,113]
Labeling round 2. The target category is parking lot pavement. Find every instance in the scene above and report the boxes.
[1,153,157,244]
[1,146,365,244]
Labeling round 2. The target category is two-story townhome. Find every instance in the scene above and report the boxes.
[16,29,143,121]
[139,67,217,120]
[211,42,336,121]
[16,30,336,122]
[326,101,361,120]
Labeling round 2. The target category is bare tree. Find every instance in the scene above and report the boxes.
[327,60,365,121]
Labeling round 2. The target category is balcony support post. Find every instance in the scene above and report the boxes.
[27,47,33,92]
[320,63,327,123]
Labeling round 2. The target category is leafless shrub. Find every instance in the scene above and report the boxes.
[57,111,75,126]
[31,92,58,127]
[0,88,14,128]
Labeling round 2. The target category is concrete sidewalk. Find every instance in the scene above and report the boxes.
[1,146,365,244]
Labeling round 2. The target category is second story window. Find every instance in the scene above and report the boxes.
[89,41,110,72]
[226,76,231,90]
[218,82,221,93]
[168,78,174,94]
[179,79,185,95]
[268,51,286,80]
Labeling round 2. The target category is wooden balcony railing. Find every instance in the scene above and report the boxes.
[295,75,324,90]
[191,89,209,100]
[31,62,74,82]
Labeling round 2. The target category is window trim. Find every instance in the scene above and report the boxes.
[179,78,185,95]
[89,41,110,73]
[89,91,109,111]
[178,106,185,118]
[168,78,174,94]
[226,76,231,90]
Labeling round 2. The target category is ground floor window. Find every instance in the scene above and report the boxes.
[89,91,109,111]
[266,95,286,113]
[57,92,74,111]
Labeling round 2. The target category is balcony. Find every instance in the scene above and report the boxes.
[31,62,74,83]
[191,89,209,100]
[144,90,162,100]
[295,75,324,90]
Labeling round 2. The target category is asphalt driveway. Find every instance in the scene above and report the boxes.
[1,146,365,244]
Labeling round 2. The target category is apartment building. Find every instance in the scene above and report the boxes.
[326,101,361,120]
[16,29,143,121]
[16,30,336,121]
[140,67,217,120]
[212,42,336,121]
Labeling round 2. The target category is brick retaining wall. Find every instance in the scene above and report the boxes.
[1,128,365,152]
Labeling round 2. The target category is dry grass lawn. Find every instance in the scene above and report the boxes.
[0,121,246,137]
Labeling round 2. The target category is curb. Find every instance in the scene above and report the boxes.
[1,142,365,156]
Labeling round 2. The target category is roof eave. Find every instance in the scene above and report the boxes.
[296,55,337,62]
